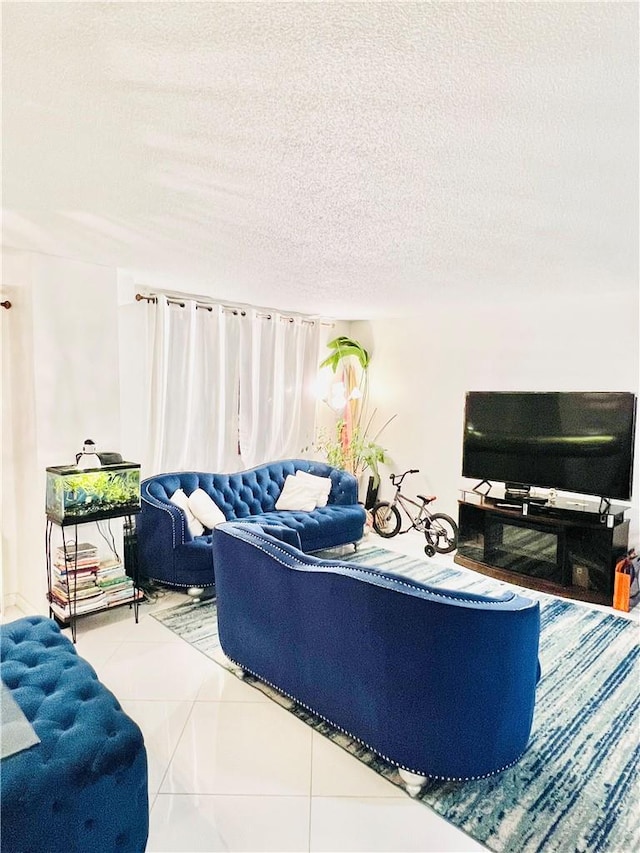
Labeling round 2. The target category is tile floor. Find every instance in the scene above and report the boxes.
[3,530,637,852]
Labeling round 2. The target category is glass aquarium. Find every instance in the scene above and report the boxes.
[46,463,141,524]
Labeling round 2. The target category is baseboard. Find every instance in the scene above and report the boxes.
[2,592,17,610]
[2,592,39,619]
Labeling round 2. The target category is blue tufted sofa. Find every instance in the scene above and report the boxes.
[1,616,148,853]
[212,523,541,793]
[138,458,366,593]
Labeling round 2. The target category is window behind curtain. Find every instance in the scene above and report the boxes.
[144,296,320,474]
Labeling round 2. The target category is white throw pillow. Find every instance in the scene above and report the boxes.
[295,470,332,508]
[275,475,317,512]
[169,488,205,537]
[188,488,227,529]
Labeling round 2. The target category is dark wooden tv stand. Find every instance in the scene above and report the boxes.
[455,495,630,606]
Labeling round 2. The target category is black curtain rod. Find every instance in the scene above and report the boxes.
[135,292,247,315]
[134,293,331,326]
[1,300,11,310]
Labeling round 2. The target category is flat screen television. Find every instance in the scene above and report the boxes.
[462,392,637,501]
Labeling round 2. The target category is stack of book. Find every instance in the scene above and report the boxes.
[49,541,142,622]
[50,542,106,619]
[96,558,139,606]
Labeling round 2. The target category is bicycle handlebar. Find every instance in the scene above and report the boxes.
[389,469,419,486]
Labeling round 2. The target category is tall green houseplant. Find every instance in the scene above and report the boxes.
[317,335,394,489]
[320,336,370,373]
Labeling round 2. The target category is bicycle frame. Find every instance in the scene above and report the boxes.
[388,489,432,534]
[373,470,458,554]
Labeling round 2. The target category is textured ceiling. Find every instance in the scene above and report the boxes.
[2,2,638,318]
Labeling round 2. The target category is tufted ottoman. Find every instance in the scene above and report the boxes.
[1,616,148,852]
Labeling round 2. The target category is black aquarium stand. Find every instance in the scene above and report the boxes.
[455,495,629,606]
[45,508,142,643]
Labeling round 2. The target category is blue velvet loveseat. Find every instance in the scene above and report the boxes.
[1,616,148,852]
[138,459,366,594]
[212,523,541,793]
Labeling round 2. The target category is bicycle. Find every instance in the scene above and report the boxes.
[371,469,459,556]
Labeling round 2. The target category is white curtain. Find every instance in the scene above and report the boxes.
[145,297,320,474]
[146,297,241,474]
[239,309,320,468]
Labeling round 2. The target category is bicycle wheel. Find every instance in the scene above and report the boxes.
[424,513,459,553]
[372,502,402,538]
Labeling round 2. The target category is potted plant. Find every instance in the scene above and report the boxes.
[315,335,396,507]
[316,416,394,485]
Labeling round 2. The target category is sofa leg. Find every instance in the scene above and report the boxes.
[398,768,427,798]
[187,586,205,602]
[228,662,245,679]
[218,651,246,679]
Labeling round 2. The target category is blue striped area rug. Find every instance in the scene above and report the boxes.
[151,544,640,853]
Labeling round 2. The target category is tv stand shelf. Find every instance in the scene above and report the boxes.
[455,496,629,606]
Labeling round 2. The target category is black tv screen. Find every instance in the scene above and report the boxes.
[462,392,637,501]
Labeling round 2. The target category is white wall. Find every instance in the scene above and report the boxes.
[117,272,151,470]
[353,288,640,543]
[1,248,121,613]
[1,250,35,610]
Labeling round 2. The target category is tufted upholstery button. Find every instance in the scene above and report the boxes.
[78,686,95,701]
[59,714,76,731]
